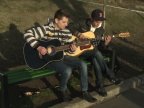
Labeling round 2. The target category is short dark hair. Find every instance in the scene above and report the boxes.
[54,9,70,20]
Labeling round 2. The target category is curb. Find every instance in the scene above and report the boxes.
[50,74,144,108]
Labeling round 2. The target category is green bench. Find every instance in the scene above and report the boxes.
[0,57,111,108]
[0,59,91,108]
[0,67,56,108]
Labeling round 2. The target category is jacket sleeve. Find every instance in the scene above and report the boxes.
[96,27,109,49]
[68,20,85,37]
[23,25,46,49]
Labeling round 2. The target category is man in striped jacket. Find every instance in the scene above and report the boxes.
[24,9,96,102]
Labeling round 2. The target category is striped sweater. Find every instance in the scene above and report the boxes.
[24,21,72,49]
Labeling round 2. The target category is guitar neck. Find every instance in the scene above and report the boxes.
[106,32,130,38]
[55,45,70,52]
[54,31,130,52]
[55,40,90,52]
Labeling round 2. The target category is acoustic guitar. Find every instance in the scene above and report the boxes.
[66,31,130,56]
[23,38,97,69]
[23,32,130,69]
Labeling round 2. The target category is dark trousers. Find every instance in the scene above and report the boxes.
[46,55,88,92]
[80,49,115,87]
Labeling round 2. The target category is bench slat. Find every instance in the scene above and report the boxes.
[8,70,56,84]
[7,69,54,77]
[8,69,56,81]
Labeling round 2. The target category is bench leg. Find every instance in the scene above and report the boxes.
[1,75,9,108]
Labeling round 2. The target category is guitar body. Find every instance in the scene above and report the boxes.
[23,39,64,70]
[66,31,95,56]
[82,31,96,39]
[66,31,130,57]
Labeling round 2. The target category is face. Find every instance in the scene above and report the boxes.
[55,16,69,30]
[92,20,103,28]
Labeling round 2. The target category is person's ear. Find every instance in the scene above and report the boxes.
[55,18,58,24]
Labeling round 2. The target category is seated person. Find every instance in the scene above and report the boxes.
[24,9,96,102]
[68,9,122,97]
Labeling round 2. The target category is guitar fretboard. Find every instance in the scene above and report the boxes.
[54,40,91,52]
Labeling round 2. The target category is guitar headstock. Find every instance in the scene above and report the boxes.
[118,32,130,38]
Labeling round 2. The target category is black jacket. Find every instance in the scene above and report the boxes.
[68,18,105,48]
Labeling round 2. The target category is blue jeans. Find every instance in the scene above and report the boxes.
[80,49,115,86]
[47,55,88,92]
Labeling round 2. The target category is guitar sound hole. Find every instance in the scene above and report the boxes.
[80,45,91,50]
[47,46,56,56]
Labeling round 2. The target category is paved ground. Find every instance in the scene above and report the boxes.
[89,85,144,108]
[51,74,144,108]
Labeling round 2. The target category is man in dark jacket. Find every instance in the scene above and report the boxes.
[69,9,122,97]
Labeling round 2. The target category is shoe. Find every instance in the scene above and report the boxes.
[109,77,123,85]
[60,90,72,102]
[82,91,97,103]
[96,86,107,97]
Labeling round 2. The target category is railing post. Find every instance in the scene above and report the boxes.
[103,0,106,29]
[111,50,116,72]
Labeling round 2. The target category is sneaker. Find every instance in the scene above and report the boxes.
[82,91,97,103]
[96,86,107,97]
[109,77,123,85]
[60,90,72,102]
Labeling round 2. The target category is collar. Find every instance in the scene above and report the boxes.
[49,21,60,30]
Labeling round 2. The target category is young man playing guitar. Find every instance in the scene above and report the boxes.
[69,9,122,97]
[24,9,96,102]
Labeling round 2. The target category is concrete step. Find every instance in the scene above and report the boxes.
[51,74,144,108]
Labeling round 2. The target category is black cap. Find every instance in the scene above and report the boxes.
[91,9,106,21]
